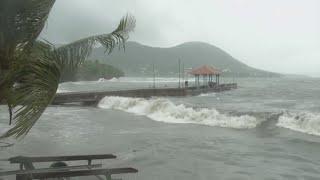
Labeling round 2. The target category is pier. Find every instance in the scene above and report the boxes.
[53,65,237,105]
[52,83,237,105]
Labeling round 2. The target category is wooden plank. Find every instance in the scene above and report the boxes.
[16,168,138,179]
[0,164,102,176]
[9,154,116,164]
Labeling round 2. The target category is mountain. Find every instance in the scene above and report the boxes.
[90,41,282,77]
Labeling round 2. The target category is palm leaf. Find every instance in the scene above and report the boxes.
[1,42,60,138]
[0,0,56,101]
[0,0,55,62]
[1,15,136,138]
[57,14,136,82]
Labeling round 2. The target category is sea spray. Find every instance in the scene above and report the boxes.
[98,96,260,129]
[199,93,216,97]
[56,88,71,93]
[277,111,320,136]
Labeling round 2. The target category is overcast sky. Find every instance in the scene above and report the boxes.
[40,0,320,77]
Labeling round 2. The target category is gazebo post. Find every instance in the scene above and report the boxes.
[215,75,217,84]
[196,75,198,88]
[195,75,197,87]
[202,75,204,87]
[195,75,197,88]
[206,75,208,87]
[206,74,208,87]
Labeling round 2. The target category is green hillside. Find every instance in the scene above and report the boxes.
[76,60,124,81]
[90,41,282,77]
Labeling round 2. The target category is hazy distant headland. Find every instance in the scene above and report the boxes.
[90,41,282,78]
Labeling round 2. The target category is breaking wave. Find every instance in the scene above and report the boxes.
[277,111,320,136]
[199,93,216,97]
[98,96,260,129]
[98,77,119,82]
[56,88,71,93]
[112,77,180,83]
[107,77,119,82]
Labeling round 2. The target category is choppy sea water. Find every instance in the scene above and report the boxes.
[1,77,320,180]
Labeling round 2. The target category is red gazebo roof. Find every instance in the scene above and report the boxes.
[190,65,221,75]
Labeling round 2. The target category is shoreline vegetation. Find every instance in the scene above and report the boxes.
[76,60,124,81]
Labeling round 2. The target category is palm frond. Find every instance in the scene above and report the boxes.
[57,14,136,82]
[1,14,136,138]
[0,0,56,101]
[1,42,60,139]
[0,0,55,52]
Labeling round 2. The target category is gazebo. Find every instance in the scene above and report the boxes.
[190,65,221,88]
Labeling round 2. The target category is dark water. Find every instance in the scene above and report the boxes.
[1,77,320,180]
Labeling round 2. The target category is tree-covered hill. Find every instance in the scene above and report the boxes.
[76,60,124,81]
[90,41,282,77]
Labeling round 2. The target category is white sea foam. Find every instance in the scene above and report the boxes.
[97,77,119,82]
[98,78,106,82]
[115,77,181,83]
[277,111,320,136]
[199,93,216,97]
[107,77,119,82]
[56,88,71,93]
[98,96,259,129]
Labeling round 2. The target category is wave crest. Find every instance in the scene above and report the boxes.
[277,111,320,136]
[98,96,259,129]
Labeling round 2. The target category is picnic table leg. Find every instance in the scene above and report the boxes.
[16,162,35,180]
[23,162,35,170]
[105,173,112,180]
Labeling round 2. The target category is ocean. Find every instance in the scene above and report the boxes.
[1,77,320,180]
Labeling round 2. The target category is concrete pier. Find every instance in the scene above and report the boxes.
[52,83,237,105]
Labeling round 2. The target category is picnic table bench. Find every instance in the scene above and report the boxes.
[0,154,138,180]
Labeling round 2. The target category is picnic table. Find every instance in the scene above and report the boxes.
[0,154,138,180]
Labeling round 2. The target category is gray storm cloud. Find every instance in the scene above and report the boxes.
[40,0,320,76]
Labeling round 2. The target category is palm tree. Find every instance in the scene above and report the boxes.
[0,0,136,138]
